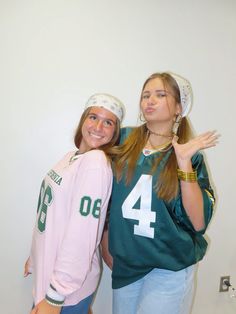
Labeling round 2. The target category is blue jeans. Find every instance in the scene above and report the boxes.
[113,266,195,314]
[61,294,94,314]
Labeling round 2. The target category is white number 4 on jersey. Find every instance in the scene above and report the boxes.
[122,174,156,239]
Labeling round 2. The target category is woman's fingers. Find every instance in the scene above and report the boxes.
[195,131,220,149]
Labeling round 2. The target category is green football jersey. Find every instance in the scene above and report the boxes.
[109,127,215,289]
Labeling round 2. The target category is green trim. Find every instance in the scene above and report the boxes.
[45,295,64,306]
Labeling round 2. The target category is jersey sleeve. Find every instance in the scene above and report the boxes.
[46,150,112,304]
[171,152,215,235]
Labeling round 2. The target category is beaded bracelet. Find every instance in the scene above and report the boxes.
[177,168,197,182]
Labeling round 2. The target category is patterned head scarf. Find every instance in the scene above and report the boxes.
[85,93,125,122]
[168,72,193,117]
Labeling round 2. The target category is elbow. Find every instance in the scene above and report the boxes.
[192,219,206,233]
[194,224,205,233]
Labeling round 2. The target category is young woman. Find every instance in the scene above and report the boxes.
[25,93,125,314]
[102,72,219,314]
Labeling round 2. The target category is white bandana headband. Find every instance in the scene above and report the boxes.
[168,72,193,117]
[84,93,125,122]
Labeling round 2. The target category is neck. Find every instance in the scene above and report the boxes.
[146,124,173,139]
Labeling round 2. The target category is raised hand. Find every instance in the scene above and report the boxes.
[172,131,220,167]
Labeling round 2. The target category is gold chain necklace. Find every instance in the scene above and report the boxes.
[147,138,172,152]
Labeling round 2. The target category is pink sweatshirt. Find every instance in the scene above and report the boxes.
[29,149,112,306]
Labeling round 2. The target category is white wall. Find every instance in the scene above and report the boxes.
[1,0,236,313]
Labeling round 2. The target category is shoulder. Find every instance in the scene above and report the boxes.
[121,127,134,136]
[83,149,107,160]
[120,127,135,142]
[81,150,110,167]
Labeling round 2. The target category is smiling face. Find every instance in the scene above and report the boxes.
[140,77,181,129]
[79,107,117,153]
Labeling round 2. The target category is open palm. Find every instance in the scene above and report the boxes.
[172,131,219,163]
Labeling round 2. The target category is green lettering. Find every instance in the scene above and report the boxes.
[92,199,101,218]
[80,196,91,216]
[37,181,53,232]
[56,177,62,185]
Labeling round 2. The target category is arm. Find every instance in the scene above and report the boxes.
[46,151,112,305]
[30,300,61,314]
[101,228,113,269]
[172,131,219,231]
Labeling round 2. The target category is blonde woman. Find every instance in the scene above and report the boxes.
[102,72,219,314]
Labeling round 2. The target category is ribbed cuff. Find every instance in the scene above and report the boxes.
[45,284,65,306]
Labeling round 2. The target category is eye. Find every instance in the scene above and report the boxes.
[142,93,150,100]
[88,114,97,120]
[103,120,114,127]
[156,92,167,98]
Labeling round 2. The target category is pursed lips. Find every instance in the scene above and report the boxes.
[144,106,156,113]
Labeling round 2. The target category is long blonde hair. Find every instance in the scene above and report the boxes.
[114,73,193,202]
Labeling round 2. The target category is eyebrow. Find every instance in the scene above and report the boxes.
[142,89,167,94]
[88,112,116,124]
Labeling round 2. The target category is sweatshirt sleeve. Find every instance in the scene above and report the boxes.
[46,150,112,305]
[172,152,215,234]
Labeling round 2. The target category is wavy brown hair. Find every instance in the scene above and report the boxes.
[114,73,194,202]
[74,108,121,161]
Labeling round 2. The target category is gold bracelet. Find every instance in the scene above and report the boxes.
[177,168,197,182]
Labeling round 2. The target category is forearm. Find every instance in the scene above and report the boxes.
[173,131,219,231]
[177,160,205,231]
[31,299,61,314]
[180,181,204,231]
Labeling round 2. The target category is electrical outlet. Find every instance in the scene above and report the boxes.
[219,276,230,292]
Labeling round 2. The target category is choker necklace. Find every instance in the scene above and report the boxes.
[147,127,173,139]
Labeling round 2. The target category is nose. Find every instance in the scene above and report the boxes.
[95,119,103,131]
[147,94,156,105]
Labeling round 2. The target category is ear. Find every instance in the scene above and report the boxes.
[175,103,182,115]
